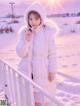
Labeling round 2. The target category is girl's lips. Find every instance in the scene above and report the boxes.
[32,25,37,29]
[32,25,36,27]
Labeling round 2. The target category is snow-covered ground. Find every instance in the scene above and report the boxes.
[0,8,80,106]
[55,35,80,106]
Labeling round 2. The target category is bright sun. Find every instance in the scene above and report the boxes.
[49,0,59,4]
[42,0,69,9]
[49,0,62,7]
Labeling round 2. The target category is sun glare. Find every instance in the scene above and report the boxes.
[42,0,69,9]
[49,0,59,4]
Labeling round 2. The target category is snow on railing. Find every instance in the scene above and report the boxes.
[58,72,80,83]
[0,60,64,106]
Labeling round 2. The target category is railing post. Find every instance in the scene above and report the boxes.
[0,60,64,106]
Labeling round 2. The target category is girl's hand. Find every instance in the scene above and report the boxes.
[48,72,56,82]
[25,29,32,41]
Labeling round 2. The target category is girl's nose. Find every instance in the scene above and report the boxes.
[32,21,35,25]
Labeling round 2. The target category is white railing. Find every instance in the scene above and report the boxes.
[58,72,80,83]
[0,60,63,106]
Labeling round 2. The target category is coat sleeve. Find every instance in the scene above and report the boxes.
[16,27,31,58]
[48,28,58,73]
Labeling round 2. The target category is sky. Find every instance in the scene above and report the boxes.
[0,0,77,4]
[0,0,23,4]
[0,0,80,8]
[0,0,80,13]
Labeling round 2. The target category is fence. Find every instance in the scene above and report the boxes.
[0,60,63,106]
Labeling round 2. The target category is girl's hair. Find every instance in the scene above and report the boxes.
[27,11,42,27]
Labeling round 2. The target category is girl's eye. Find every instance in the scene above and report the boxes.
[29,18,32,20]
[35,18,38,20]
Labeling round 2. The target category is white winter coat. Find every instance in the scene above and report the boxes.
[16,2,59,103]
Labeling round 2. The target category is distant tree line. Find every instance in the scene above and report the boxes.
[0,26,14,34]
[48,12,80,18]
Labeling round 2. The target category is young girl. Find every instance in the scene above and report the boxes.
[16,2,59,106]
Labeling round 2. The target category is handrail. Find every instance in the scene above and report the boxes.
[57,72,80,83]
[0,60,64,106]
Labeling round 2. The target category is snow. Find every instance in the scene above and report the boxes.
[0,5,80,106]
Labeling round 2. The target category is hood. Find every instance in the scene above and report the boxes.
[25,2,47,25]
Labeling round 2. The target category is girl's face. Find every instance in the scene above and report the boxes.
[28,13,42,30]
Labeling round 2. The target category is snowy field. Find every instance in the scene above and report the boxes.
[0,7,80,106]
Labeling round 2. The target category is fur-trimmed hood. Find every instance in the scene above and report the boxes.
[25,2,47,24]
